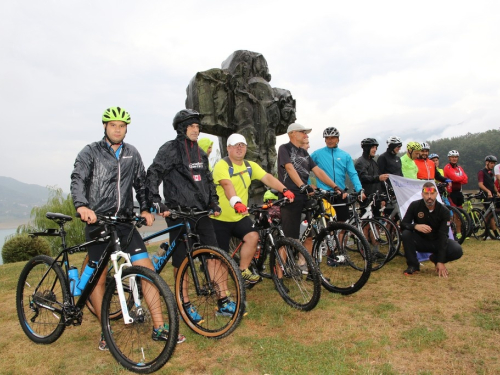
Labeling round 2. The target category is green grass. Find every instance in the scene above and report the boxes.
[2,241,500,374]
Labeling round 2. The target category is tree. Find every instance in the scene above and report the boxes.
[16,187,85,255]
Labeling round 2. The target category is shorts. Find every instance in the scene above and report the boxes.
[449,191,464,207]
[330,195,350,221]
[166,215,218,268]
[85,222,147,263]
[280,194,311,239]
[211,216,257,252]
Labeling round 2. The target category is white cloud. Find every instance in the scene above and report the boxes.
[1,0,500,189]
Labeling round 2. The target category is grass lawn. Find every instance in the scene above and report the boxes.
[1,240,499,374]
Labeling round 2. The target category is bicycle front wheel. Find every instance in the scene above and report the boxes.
[471,208,487,239]
[312,222,372,295]
[270,237,321,311]
[102,266,178,374]
[176,246,245,339]
[16,255,69,344]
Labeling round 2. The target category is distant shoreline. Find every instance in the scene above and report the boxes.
[0,220,28,230]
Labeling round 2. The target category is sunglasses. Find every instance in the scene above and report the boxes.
[422,187,437,193]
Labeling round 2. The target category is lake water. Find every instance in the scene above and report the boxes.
[0,225,169,266]
[0,228,17,265]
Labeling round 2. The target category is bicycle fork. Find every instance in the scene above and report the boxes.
[110,251,138,324]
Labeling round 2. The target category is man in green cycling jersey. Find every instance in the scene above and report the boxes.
[401,142,421,179]
[71,107,179,350]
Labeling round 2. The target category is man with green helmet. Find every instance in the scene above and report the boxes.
[401,141,422,179]
[71,107,184,350]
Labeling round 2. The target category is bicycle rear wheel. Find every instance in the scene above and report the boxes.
[176,246,245,339]
[375,216,401,262]
[456,206,472,238]
[361,218,392,271]
[446,205,466,244]
[471,208,487,239]
[312,222,372,295]
[270,237,321,311]
[102,266,178,374]
[16,255,69,344]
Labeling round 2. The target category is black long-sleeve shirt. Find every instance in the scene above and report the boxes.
[400,199,450,263]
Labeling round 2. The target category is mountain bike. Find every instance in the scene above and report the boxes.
[84,207,245,339]
[344,191,395,270]
[298,189,372,295]
[477,195,500,240]
[463,192,487,239]
[16,212,178,374]
[229,198,322,311]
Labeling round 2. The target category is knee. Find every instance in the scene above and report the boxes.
[243,231,259,246]
[401,229,413,242]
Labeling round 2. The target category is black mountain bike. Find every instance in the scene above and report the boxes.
[16,212,178,374]
[84,207,246,339]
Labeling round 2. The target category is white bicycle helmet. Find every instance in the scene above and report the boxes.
[386,136,402,146]
[448,150,460,157]
[421,142,430,150]
[323,127,340,137]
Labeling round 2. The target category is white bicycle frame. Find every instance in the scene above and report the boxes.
[110,251,140,325]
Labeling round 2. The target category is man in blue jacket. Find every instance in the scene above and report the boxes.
[311,127,365,221]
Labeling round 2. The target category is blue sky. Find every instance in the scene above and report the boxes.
[1,0,499,190]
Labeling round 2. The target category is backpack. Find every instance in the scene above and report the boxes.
[223,156,252,188]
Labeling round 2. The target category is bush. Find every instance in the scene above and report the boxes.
[2,234,51,264]
[16,187,85,255]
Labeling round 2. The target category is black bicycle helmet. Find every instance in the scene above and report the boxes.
[361,138,379,148]
[173,109,200,131]
[485,155,498,163]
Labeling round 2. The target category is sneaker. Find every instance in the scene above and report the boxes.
[276,278,290,294]
[327,255,347,267]
[184,303,204,324]
[373,251,386,260]
[152,323,186,344]
[403,266,420,275]
[98,332,108,351]
[298,263,309,274]
[241,268,261,285]
[216,300,237,317]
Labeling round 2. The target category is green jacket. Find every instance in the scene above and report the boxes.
[401,154,418,179]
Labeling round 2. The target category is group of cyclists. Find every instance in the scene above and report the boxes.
[70,106,495,352]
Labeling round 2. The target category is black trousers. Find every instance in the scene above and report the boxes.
[401,230,463,268]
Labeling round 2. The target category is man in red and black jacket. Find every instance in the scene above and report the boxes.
[443,150,468,207]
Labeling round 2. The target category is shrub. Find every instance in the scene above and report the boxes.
[2,234,51,264]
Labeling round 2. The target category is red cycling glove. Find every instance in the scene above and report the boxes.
[283,189,295,200]
[234,202,247,214]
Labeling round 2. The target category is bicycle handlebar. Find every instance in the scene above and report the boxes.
[249,197,290,214]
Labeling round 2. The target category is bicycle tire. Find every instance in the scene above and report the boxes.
[101,266,178,374]
[456,206,472,238]
[256,228,279,279]
[361,218,392,271]
[175,246,245,339]
[446,205,466,244]
[270,237,321,311]
[16,255,69,344]
[312,222,372,295]
[375,216,401,262]
[471,208,487,239]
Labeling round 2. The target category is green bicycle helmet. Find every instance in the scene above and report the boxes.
[102,107,131,124]
[406,141,422,152]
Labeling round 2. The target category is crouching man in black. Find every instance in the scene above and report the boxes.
[401,181,463,277]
